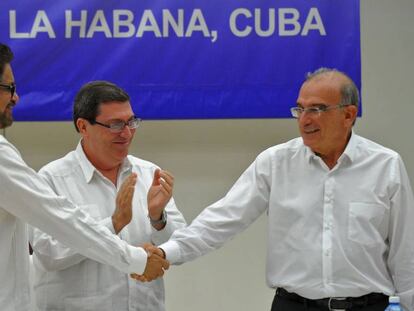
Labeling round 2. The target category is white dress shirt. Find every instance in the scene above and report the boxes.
[161,133,414,311]
[30,142,186,311]
[0,136,148,311]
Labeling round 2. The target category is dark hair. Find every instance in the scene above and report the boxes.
[73,81,130,132]
[305,67,359,109]
[0,43,14,82]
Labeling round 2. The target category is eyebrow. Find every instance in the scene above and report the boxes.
[101,116,136,123]
[296,102,328,108]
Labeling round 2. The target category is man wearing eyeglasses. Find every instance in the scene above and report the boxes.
[30,81,186,311]
[0,79,15,127]
[0,60,16,128]
[0,43,172,311]
[153,68,414,311]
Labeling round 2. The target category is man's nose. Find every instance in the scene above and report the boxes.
[298,111,312,124]
[119,125,133,138]
[12,91,19,104]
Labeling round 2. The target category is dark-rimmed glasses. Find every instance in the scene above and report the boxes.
[0,82,16,98]
[89,117,142,133]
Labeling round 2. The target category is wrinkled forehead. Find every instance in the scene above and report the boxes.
[297,76,342,105]
[303,71,350,91]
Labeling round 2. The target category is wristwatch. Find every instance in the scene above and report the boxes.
[149,210,167,226]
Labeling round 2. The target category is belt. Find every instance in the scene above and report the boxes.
[276,288,387,310]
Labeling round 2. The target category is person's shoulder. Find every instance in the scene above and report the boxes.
[39,150,79,176]
[0,135,16,151]
[127,155,160,171]
[0,135,22,159]
[355,135,400,159]
[259,137,303,158]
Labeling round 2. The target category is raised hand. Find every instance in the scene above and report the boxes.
[112,173,137,234]
[147,169,174,228]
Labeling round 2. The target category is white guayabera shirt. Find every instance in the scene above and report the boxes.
[0,135,147,311]
[161,133,414,311]
[31,142,186,311]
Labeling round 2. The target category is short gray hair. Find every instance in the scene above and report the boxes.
[306,67,359,109]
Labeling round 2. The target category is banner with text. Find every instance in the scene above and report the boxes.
[0,0,360,120]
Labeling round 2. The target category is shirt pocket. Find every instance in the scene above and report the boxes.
[348,202,386,246]
[64,294,112,311]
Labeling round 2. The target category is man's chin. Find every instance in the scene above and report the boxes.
[112,149,129,161]
[302,138,319,152]
[302,137,314,147]
[0,116,13,129]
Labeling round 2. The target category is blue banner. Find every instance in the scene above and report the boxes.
[0,0,360,121]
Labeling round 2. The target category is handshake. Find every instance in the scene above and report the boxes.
[131,243,168,282]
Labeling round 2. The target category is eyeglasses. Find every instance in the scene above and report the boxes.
[290,103,349,118]
[89,117,142,133]
[0,82,16,98]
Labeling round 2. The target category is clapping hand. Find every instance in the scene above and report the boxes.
[147,169,174,229]
[112,173,137,234]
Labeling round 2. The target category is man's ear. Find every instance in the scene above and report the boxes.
[344,105,358,126]
[76,118,88,136]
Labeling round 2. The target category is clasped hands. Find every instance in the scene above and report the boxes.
[131,243,168,282]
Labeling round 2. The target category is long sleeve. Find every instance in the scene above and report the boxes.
[31,227,86,271]
[30,215,116,271]
[30,173,118,271]
[387,156,414,311]
[0,138,147,275]
[161,151,271,264]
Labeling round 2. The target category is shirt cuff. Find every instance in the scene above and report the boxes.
[150,220,173,244]
[125,246,148,274]
[159,240,181,264]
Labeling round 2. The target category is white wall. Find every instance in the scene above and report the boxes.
[3,0,414,310]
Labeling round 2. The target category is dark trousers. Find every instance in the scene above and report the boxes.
[271,293,389,311]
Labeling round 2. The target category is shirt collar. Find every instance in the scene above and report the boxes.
[303,130,358,164]
[338,130,358,164]
[75,141,96,183]
[120,156,133,176]
[303,140,316,163]
[75,140,133,183]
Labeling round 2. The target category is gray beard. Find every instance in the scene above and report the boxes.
[0,110,12,129]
